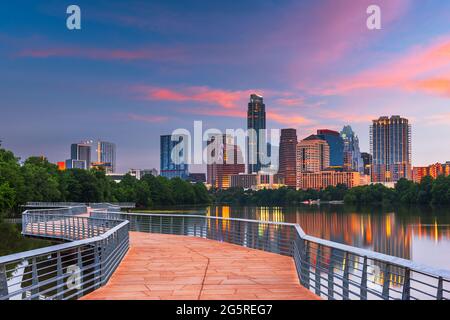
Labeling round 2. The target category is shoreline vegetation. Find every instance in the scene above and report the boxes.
[0,147,210,218]
[212,176,450,207]
[2,146,450,217]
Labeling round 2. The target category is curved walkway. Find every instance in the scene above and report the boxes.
[82,232,319,300]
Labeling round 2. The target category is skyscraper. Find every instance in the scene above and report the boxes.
[160,134,189,180]
[296,135,330,174]
[340,126,364,173]
[370,116,412,182]
[278,129,297,188]
[361,152,372,177]
[316,129,344,167]
[247,94,266,174]
[95,141,116,173]
[70,142,91,169]
[207,134,245,189]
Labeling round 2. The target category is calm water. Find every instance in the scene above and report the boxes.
[203,205,450,271]
[0,221,54,257]
[2,206,449,272]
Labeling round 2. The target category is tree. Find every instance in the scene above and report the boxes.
[0,183,15,216]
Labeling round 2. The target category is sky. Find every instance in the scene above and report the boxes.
[1,0,450,172]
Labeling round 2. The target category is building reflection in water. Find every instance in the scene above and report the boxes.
[206,205,450,282]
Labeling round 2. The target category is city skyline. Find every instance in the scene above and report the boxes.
[1,0,450,171]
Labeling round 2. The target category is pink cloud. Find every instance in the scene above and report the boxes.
[313,37,450,97]
[132,85,257,109]
[128,113,169,123]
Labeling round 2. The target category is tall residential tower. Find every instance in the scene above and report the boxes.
[247,94,266,174]
[160,134,189,180]
[278,129,297,188]
[370,116,412,182]
[95,141,116,173]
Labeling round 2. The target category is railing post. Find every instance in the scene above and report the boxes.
[31,258,39,300]
[56,251,64,299]
[0,264,8,300]
[327,249,335,299]
[437,276,443,300]
[182,217,185,236]
[76,247,83,299]
[402,268,411,300]
[342,252,350,300]
[315,245,322,296]
[301,240,310,289]
[361,256,368,300]
[82,218,86,239]
[382,263,391,300]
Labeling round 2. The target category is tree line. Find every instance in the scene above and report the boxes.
[212,176,450,206]
[0,147,210,217]
[211,184,349,206]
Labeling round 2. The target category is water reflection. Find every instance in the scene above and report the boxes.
[0,222,54,257]
[206,205,450,271]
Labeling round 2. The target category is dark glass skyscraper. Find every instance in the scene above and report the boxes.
[160,134,189,180]
[278,129,297,188]
[361,152,372,176]
[317,129,344,167]
[370,116,411,182]
[341,125,364,173]
[247,94,266,174]
[70,142,91,169]
[96,141,116,173]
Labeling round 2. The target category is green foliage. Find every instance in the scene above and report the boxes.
[0,147,211,215]
[214,176,450,207]
[212,186,346,206]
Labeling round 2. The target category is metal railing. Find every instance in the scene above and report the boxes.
[1,203,448,300]
[0,206,129,300]
[91,211,450,300]
[24,202,83,208]
[25,202,136,209]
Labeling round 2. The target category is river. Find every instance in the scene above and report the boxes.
[201,204,450,271]
[2,204,449,272]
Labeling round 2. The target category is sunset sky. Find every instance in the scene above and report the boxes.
[1,0,450,172]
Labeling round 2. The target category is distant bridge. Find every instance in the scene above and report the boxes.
[0,203,449,300]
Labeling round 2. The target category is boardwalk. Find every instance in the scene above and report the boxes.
[82,232,319,300]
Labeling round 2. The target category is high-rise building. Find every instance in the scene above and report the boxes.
[370,116,412,182]
[207,134,245,189]
[70,142,92,169]
[297,135,330,173]
[96,141,116,173]
[340,126,364,173]
[317,129,344,167]
[278,129,297,188]
[247,94,266,174]
[160,134,189,180]
[361,152,372,177]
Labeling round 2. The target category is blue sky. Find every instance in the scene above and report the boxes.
[1,0,450,172]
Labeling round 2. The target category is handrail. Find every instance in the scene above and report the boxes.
[92,210,450,300]
[1,203,448,300]
[96,211,450,280]
[0,205,129,300]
